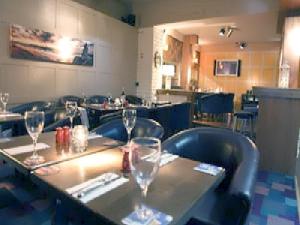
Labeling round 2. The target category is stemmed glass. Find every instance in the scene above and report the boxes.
[130,137,161,219]
[65,101,78,129]
[0,92,9,113]
[24,111,45,166]
[122,109,137,143]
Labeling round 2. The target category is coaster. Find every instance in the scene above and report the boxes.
[122,204,173,225]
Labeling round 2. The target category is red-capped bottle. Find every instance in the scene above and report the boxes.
[122,149,131,173]
[63,126,70,144]
[56,127,64,144]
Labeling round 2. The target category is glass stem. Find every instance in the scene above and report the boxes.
[70,117,73,129]
[33,138,37,158]
[142,185,148,199]
[127,129,131,143]
[3,103,6,112]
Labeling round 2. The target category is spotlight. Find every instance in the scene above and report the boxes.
[227,27,233,38]
[240,41,248,49]
[219,27,225,36]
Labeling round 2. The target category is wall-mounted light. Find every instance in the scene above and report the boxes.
[162,64,175,77]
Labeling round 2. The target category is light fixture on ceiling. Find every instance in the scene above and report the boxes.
[236,41,247,49]
[227,27,233,38]
[219,27,225,36]
[219,26,238,38]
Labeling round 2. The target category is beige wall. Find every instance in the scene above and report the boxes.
[199,44,280,105]
[0,0,138,104]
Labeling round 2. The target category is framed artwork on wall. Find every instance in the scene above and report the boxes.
[214,59,241,77]
[10,24,94,66]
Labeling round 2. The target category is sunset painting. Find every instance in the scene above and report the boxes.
[10,24,94,66]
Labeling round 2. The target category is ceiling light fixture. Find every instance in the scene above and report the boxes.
[227,27,233,38]
[236,41,247,49]
[219,27,225,36]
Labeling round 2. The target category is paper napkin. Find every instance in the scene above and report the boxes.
[194,163,224,176]
[3,143,50,156]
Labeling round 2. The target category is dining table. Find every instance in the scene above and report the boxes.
[0,132,225,225]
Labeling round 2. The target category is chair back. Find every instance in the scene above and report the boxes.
[162,127,258,190]
[92,118,164,142]
[43,117,71,132]
[9,101,49,114]
[126,95,143,105]
[86,95,108,104]
[200,93,234,114]
[58,95,83,107]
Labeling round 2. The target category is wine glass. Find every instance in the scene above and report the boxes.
[130,137,161,219]
[0,92,9,113]
[24,111,45,166]
[65,101,78,129]
[122,109,137,143]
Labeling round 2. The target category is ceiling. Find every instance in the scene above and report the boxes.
[159,11,281,45]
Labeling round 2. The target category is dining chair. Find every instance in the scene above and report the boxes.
[86,95,108,104]
[125,95,143,105]
[57,95,83,107]
[92,118,164,142]
[162,127,259,225]
[9,101,50,114]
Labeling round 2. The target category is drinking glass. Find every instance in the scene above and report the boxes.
[24,111,45,166]
[122,109,137,143]
[65,101,78,129]
[0,92,9,113]
[130,137,161,219]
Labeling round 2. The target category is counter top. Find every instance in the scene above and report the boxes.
[253,86,300,99]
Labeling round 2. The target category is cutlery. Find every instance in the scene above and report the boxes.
[76,174,120,198]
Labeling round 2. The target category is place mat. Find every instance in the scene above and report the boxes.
[66,173,129,204]
[122,204,173,225]
[3,143,50,156]
[194,163,224,176]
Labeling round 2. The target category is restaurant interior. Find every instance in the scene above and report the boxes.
[0,0,300,225]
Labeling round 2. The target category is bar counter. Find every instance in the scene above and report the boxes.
[253,86,300,177]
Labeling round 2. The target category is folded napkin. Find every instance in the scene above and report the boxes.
[0,138,11,143]
[3,143,50,156]
[145,151,178,167]
[122,204,173,225]
[194,163,224,176]
[87,133,102,140]
[0,113,21,118]
[66,173,128,204]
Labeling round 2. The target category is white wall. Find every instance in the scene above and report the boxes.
[133,0,279,27]
[0,0,138,104]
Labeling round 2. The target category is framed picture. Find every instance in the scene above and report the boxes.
[214,59,241,77]
[10,24,94,66]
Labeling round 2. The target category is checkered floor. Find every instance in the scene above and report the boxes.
[248,171,299,225]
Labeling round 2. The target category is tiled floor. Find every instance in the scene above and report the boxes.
[248,171,299,225]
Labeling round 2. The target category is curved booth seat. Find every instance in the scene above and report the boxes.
[57,95,83,107]
[162,127,259,225]
[86,95,108,104]
[125,95,143,105]
[92,118,164,142]
[8,101,51,114]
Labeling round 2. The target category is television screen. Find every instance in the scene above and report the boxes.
[214,59,241,76]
